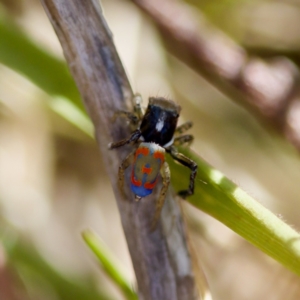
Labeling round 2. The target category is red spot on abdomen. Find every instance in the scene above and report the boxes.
[144,179,157,189]
[142,166,152,174]
[131,172,142,187]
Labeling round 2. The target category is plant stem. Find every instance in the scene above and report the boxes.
[40,0,201,299]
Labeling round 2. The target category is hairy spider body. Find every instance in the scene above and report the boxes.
[109,95,197,229]
[131,142,165,198]
[139,97,180,146]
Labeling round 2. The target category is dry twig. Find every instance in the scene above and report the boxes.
[40,0,200,299]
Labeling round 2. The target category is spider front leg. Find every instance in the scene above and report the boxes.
[111,93,144,126]
[111,111,139,125]
[150,161,171,231]
[108,129,141,149]
[169,146,197,199]
[118,150,135,198]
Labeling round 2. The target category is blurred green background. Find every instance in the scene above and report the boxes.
[1,0,300,299]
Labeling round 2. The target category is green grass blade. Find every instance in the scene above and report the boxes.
[1,233,112,300]
[168,149,300,276]
[82,230,138,300]
[0,13,84,112]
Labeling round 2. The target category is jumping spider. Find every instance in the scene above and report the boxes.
[109,94,197,228]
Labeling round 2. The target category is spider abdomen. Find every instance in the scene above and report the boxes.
[131,142,165,198]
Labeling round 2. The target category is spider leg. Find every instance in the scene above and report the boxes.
[150,161,171,231]
[108,130,141,149]
[132,93,144,120]
[169,146,197,199]
[110,94,144,126]
[175,121,193,135]
[118,151,135,198]
[112,111,139,125]
[173,134,194,147]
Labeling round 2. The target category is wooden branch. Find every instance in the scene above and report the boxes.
[40,0,200,299]
[132,0,300,151]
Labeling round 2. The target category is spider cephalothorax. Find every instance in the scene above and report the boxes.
[139,97,181,146]
[109,94,197,228]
